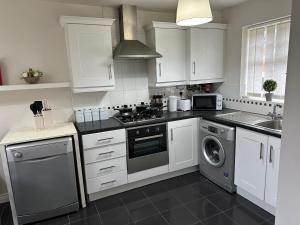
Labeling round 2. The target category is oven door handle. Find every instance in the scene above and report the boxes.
[134,134,164,142]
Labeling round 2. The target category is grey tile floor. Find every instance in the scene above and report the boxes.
[0,172,275,225]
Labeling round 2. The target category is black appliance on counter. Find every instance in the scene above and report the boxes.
[126,123,168,174]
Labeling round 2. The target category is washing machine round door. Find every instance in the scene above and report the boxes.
[202,135,225,167]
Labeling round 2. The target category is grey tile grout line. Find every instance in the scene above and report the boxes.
[140,190,171,225]
[94,201,105,225]
[115,196,135,225]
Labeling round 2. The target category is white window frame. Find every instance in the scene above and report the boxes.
[240,16,291,102]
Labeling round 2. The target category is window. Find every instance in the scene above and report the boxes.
[241,17,291,101]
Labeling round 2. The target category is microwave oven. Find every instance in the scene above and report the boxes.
[192,93,223,111]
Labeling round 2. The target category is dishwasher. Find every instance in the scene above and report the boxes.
[6,137,79,225]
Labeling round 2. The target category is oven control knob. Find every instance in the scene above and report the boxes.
[146,128,150,134]
[155,127,160,133]
[14,152,22,158]
[136,130,140,135]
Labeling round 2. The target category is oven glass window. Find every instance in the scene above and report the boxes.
[194,96,216,110]
[131,139,164,158]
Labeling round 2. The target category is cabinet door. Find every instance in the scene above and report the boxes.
[235,128,268,200]
[168,118,198,172]
[155,28,186,83]
[67,24,115,89]
[190,28,224,81]
[265,136,281,207]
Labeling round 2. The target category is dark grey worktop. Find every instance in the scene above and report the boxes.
[75,109,281,138]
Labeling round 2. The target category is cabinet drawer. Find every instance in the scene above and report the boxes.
[84,143,126,164]
[86,170,128,194]
[85,157,127,179]
[82,129,126,149]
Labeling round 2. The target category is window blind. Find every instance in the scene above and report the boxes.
[245,18,290,99]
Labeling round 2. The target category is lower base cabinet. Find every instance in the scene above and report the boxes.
[168,118,199,172]
[235,128,281,208]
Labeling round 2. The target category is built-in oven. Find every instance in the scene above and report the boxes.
[127,123,168,174]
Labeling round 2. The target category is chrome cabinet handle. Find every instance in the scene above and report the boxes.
[99,166,115,171]
[171,129,174,141]
[260,143,263,160]
[269,145,273,163]
[192,61,196,75]
[101,180,116,186]
[97,137,113,143]
[108,64,112,80]
[135,134,164,142]
[159,63,162,77]
[98,151,114,156]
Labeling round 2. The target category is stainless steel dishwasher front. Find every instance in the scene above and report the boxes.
[6,137,79,225]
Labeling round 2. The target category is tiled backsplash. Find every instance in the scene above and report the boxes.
[223,97,284,116]
[72,60,150,112]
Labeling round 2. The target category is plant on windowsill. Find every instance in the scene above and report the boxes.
[263,79,277,102]
[21,68,43,84]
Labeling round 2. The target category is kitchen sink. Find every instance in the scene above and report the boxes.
[256,119,283,131]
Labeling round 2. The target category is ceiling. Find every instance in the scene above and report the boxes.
[44,0,250,11]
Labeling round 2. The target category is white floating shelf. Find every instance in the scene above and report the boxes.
[0,82,70,92]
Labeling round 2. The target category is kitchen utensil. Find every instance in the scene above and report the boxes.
[30,104,38,116]
[136,102,149,114]
[168,96,178,112]
[34,101,43,115]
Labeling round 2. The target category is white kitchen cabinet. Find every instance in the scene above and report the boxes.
[186,23,227,85]
[145,22,187,87]
[235,128,281,208]
[168,118,199,172]
[60,16,115,93]
[265,136,281,207]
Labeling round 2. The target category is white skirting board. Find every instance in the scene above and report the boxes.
[237,187,276,215]
[0,193,9,203]
[88,166,199,201]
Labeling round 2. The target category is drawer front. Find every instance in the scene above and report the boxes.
[86,170,128,194]
[82,129,126,149]
[84,143,126,164]
[85,157,127,179]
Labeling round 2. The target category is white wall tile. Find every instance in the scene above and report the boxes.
[110,91,125,106]
[124,90,137,105]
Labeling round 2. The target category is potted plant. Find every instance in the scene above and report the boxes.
[21,68,43,84]
[263,79,277,101]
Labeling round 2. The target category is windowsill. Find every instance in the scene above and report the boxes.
[242,96,284,104]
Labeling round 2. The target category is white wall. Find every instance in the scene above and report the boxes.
[219,0,292,98]
[276,0,300,224]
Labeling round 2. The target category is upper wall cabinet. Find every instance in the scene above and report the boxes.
[145,22,187,87]
[186,23,227,85]
[60,16,115,93]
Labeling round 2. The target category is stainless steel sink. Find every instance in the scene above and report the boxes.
[256,119,283,131]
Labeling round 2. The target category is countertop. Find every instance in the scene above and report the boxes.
[0,123,77,145]
[75,109,281,138]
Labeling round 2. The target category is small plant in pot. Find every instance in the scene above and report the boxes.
[263,79,277,102]
[21,68,43,84]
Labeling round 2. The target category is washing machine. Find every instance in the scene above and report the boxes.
[199,119,236,193]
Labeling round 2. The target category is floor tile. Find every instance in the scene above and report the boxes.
[69,203,98,222]
[39,215,69,225]
[162,206,198,225]
[125,199,158,222]
[191,180,222,197]
[94,196,124,213]
[141,181,169,197]
[100,206,132,225]
[0,203,14,225]
[206,191,244,211]
[241,201,274,220]
[186,198,221,220]
[160,177,186,190]
[170,185,204,203]
[150,192,181,212]
[135,214,168,225]
[178,172,207,185]
[120,189,147,204]
[202,213,237,225]
[225,205,266,225]
[70,215,101,225]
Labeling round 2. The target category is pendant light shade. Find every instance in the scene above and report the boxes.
[176,0,213,26]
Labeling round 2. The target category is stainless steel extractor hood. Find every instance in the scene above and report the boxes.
[113,5,162,60]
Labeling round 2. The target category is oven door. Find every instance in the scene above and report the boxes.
[127,126,168,174]
[193,95,217,111]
